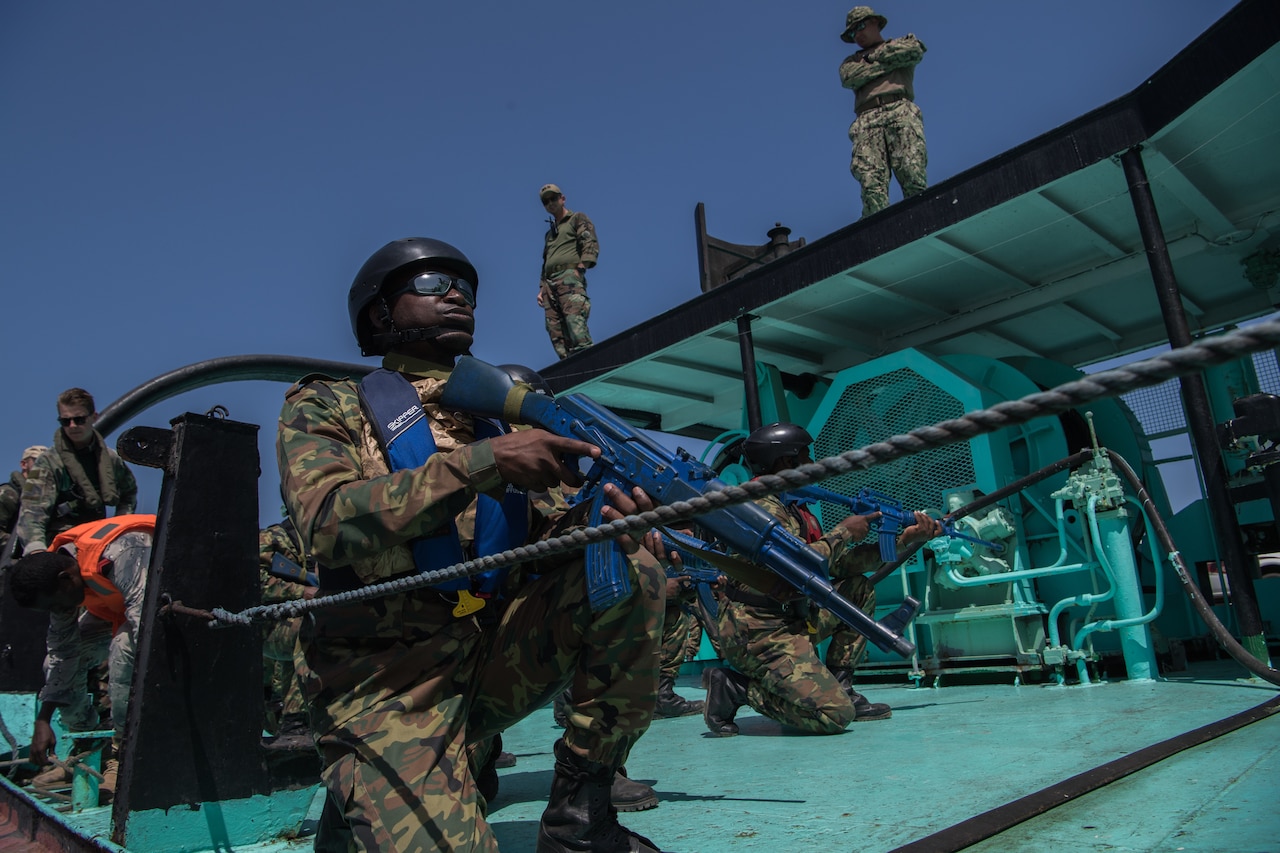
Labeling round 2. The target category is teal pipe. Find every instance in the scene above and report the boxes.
[1072,497,1168,673]
[1073,501,1159,682]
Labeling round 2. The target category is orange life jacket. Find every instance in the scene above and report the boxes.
[49,514,155,634]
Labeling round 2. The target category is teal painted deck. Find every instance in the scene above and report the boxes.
[482,660,1279,853]
[2,659,1276,851]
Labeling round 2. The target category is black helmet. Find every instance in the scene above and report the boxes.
[348,238,480,356]
[743,422,813,474]
[498,363,554,397]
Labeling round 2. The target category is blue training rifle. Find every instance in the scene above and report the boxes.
[439,357,920,657]
[268,552,319,588]
[786,484,1006,562]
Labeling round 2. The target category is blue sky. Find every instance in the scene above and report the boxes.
[1,1,1239,524]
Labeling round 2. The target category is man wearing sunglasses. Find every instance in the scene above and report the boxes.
[13,388,137,557]
[538,183,599,360]
[838,6,928,218]
[278,237,667,852]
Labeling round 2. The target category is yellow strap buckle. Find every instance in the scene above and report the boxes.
[453,590,487,618]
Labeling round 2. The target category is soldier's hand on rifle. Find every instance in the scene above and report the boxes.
[837,511,881,540]
[490,431,598,492]
[900,511,943,546]
[600,483,657,557]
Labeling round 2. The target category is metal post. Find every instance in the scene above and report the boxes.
[1120,146,1268,661]
[737,313,763,432]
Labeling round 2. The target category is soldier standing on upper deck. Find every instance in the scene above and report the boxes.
[538,183,598,359]
[838,6,928,218]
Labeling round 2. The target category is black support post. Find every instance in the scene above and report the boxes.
[737,314,763,432]
[1120,145,1268,661]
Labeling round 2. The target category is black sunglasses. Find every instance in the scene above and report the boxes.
[853,20,871,33]
[58,415,90,427]
[389,272,477,307]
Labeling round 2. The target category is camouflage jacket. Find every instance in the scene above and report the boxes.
[42,531,150,708]
[752,493,878,583]
[839,34,926,108]
[14,431,138,554]
[0,471,21,551]
[278,352,554,595]
[542,210,599,275]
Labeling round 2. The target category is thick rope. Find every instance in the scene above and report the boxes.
[210,318,1280,627]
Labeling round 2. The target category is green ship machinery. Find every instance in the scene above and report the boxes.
[700,338,1280,686]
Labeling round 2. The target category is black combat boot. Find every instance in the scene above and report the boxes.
[475,733,503,805]
[611,766,658,812]
[701,667,749,736]
[537,740,666,853]
[830,667,892,721]
[654,674,704,718]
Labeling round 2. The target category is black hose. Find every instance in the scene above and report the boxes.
[1105,449,1279,687]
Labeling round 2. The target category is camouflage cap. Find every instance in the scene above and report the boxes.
[21,445,48,462]
[841,6,887,43]
[539,183,563,202]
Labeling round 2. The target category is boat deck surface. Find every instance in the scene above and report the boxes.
[2,659,1276,852]
[485,659,1279,853]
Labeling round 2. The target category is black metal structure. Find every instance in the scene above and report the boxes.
[110,412,319,843]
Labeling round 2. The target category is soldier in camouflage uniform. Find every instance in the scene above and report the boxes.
[13,389,138,556]
[0,446,47,556]
[7,514,154,799]
[838,6,928,218]
[278,237,667,852]
[258,519,315,739]
[703,423,940,737]
[538,184,598,359]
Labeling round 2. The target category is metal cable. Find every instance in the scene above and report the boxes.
[210,318,1280,627]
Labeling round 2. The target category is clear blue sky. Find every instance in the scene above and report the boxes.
[0,1,1240,524]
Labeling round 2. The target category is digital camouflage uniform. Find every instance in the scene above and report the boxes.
[41,526,151,741]
[715,494,878,734]
[13,431,138,554]
[0,471,22,554]
[277,352,664,852]
[258,522,310,723]
[840,33,928,218]
[541,211,598,359]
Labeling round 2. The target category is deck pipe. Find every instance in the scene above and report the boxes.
[736,313,763,432]
[1073,496,1168,683]
[1084,502,1159,681]
[1121,145,1267,663]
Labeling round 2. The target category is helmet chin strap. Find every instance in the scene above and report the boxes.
[369,326,450,352]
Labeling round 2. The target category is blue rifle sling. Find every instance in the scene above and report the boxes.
[358,368,524,594]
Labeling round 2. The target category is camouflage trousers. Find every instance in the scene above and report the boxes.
[263,617,306,718]
[849,99,927,218]
[541,270,593,359]
[658,595,696,680]
[715,574,875,735]
[299,552,665,853]
[47,611,135,740]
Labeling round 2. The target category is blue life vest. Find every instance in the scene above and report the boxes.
[358,368,527,595]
